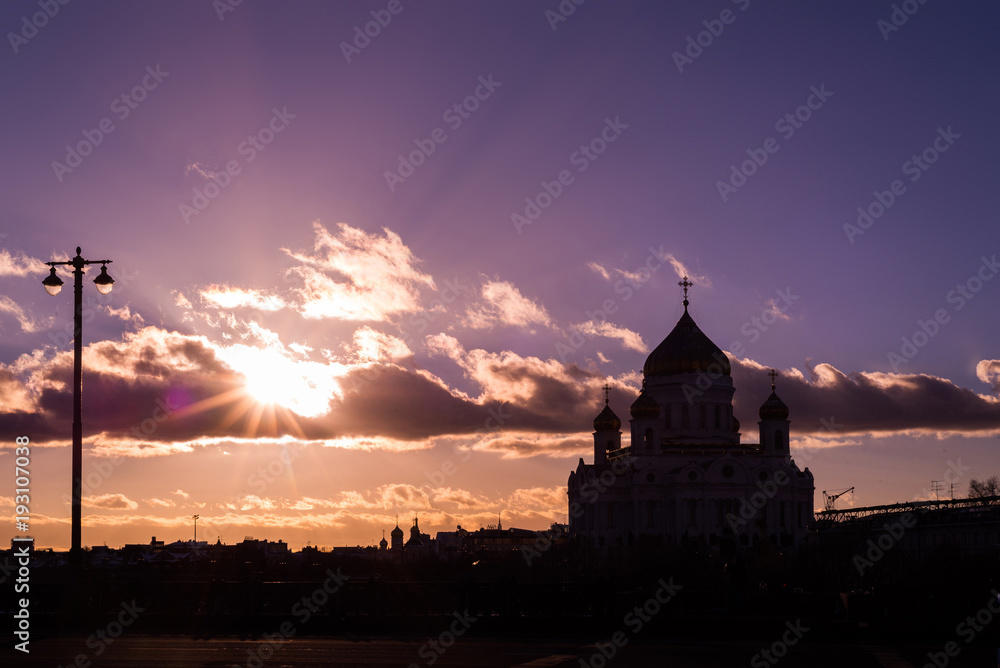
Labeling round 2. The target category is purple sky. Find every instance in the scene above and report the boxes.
[1,1,999,550]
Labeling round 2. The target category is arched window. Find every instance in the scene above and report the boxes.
[715,405,721,429]
[775,430,784,450]
[644,428,653,449]
[699,405,706,428]
[681,405,689,428]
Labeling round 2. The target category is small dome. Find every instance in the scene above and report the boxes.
[630,391,660,419]
[379,536,388,548]
[758,391,789,421]
[593,403,621,432]
[390,524,404,538]
[643,309,730,378]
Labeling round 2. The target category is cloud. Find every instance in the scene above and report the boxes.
[431,487,493,509]
[88,493,139,510]
[662,253,711,287]
[729,356,1000,438]
[350,326,412,363]
[976,359,1000,392]
[461,280,553,330]
[586,261,610,280]
[173,489,190,499]
[200,285,286,311]
[425,333,617,436]
[571,320,647,352]
[223,494,276,511]
[0,296,47,333]
[144,497,176,508]
[184,162,217,180]
[283,221,435,322]
[472,432,590,459]
[102,304,145,327]
[506,486,566,511]
[0,249,47,276]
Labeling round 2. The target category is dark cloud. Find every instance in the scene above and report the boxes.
[6,324,996,451]
[730,358,1000,436]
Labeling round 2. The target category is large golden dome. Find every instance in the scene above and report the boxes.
[643,307,730,378]
[593,403,621,432]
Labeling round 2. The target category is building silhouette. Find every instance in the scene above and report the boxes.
[568,281,814,553]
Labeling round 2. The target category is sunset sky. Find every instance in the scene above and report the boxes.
[1,1,999,551]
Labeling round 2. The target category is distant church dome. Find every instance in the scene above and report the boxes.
[630,386,660,419]
[643,293,730,378]
[390,524,403,539]
[406,518,424,547]
[758,371,789,420]
[594,404,621,432]
[593,385,621,431]
[758,391,789,421]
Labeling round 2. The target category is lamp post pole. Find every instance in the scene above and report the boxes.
[43,247,114,561]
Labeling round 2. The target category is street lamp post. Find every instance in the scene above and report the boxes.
[43,247,114,560]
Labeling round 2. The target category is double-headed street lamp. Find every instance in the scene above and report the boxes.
[43,247,114,559]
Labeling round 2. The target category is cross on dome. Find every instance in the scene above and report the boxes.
[679,276,693,309]
[768,369,778,390]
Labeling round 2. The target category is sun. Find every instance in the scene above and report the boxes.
[217,344,336,419]
[243,353,292,407]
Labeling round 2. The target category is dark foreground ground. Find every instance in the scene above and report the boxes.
[5,635,999,668]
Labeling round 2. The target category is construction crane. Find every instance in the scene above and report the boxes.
[822,487,855,512]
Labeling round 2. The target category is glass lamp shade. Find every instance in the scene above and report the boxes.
[94,265,114,295]
[43,267,64,296]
